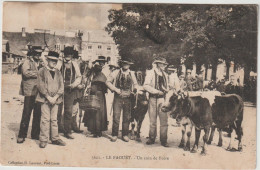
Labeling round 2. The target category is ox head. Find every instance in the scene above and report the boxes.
[161,90,190,121]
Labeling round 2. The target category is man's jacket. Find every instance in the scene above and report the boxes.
[19,58,39,96]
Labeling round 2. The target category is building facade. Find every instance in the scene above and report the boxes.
[81,30,120,64]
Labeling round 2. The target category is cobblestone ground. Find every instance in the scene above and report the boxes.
[1,74,256,169]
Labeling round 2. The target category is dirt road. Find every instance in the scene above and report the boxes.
[1,74,256,169]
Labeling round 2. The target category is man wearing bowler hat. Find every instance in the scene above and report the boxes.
[143,57,169,147]
[36,51,66,148]
[59,46,82,139]
[106,58,138,142]
[17,46,42,143]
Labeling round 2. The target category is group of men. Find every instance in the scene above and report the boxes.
[16,45,242,148]
[17,46,88,148]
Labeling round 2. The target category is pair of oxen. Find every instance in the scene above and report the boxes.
[161,90,244,155]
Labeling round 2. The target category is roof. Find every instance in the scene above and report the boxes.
[2,39,8,53]
[2,39,8,45]
[2,32,81,57]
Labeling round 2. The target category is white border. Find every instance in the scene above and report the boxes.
[0,1,259,170]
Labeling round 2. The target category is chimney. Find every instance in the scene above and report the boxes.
[22,27,26,37]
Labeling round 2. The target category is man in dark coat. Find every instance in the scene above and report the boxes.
[58,47,82,139]
[17,47,42,143]
[225,75,243,96]
[216,78,226,92]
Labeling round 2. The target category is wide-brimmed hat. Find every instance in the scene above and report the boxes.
[93,56,107,64]
[119,58,134,65]
[46,51,59,60]
[63,46,74,55]
[27,46,42,56]
[167,65,177,71]
[153,57,168,65]
[96,56,107,62]
[109,63,119,68]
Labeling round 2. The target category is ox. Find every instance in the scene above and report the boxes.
[129,71,149,142]
[208,94,244,151]
[161,90,212,155]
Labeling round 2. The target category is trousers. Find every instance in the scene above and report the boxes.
[63,90,76,134]
[18,96,41,139]
[39,103,59,142]
[112,94,131,136]
[148,97,168,143]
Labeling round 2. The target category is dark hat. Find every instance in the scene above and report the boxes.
[27,46,42,56]
[167,65,177,71]
[46,51,59,60]
[119,58,134,65]
[63,46,74,55]
[97,56,107,62]
[93,56,107,64]
[153,57,168,65]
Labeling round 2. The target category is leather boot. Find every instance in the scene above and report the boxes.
[72,115,83,133]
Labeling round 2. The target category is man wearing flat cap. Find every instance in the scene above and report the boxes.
[106,58,138,142]
[17,46,42,144]
[143,57,169,147]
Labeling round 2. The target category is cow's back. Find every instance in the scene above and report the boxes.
[189,96,213,129]
[212,94,244,128]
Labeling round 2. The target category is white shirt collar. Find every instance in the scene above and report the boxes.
[120,68,130,75]
[45,65,56,71]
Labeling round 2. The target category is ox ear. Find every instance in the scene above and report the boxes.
[183,91,189,98]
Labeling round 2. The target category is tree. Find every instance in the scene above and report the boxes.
[106,4,257,82]
[106,4,187,70]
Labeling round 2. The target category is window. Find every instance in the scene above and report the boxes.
[107,57,111,62]
[55,44,60,51]
[88,45,92,49]
[107,46,111,51]
[98,45,102,49]
[2,54,7,62]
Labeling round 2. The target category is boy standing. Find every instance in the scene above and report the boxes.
[36,51,66,148]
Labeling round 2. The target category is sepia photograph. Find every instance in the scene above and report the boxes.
[0,1,258,169]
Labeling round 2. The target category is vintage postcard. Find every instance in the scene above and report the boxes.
[1,1,258,169]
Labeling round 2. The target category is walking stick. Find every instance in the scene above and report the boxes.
[134,92,138,109]
[78,107,82,130]
[110,96,114,116]
[78,64,89,130]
